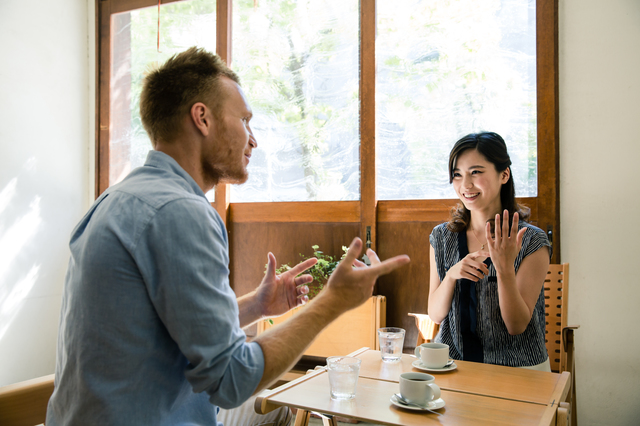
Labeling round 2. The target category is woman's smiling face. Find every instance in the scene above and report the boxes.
[451,149,509,215]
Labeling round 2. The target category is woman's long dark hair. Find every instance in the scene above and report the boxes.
[446,132,530,233]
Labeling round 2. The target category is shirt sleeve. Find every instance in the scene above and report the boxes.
[133,196,264,409]
[520,223,552,260]
[429,223,447,281]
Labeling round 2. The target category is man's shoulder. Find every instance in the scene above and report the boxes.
[110,166,207,212]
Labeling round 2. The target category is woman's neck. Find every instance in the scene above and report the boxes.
[468,207,502,232]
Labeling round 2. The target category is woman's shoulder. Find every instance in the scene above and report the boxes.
[431,222,455,238]
[518,221,552,257]
[518,221,546,238]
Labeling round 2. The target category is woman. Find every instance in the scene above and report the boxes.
[428,132,551,370]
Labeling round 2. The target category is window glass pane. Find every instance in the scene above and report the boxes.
[110,0,216,186]
[376,0,537,200]
[230,0,360,202]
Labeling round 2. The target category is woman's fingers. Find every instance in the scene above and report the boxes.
[516,227,527,249]
[462,268,484,281]
[501,210,509,245]
[512,211,520,236]
[485,221,494,248]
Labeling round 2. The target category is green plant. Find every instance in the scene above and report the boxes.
[274,245,348,300]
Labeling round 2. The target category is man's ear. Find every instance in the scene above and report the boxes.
[190,102,213,137]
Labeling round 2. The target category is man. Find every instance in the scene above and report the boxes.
[46,47,409,425]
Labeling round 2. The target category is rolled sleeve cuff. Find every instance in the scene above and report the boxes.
[207,341,265,409]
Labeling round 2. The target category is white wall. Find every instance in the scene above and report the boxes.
[1,0,639,424]
[0,0,91,385]
[560,0,640,425]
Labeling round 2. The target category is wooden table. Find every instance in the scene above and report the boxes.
[255,348,571,426]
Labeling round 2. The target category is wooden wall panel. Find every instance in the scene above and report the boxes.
[376,221,442,351]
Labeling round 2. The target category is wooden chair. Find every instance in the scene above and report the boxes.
[0,374,54,426]
[258,295,386,359]
[408,312,439,345]
[545,263,579,426]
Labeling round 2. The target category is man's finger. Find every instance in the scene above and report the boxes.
[265,252,277,277]
[353,259,367,268]
[287,257,318,277]
[340,237,363,268]
[295,274,314,286]
[364,254,410,277]
[366,249,381,265]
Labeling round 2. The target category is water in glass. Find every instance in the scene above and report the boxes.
[378,327,405,363]
[327,356,361,400]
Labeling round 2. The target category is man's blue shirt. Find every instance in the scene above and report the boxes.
[46,150,265,425]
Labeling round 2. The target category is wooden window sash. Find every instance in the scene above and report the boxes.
[97,0,559,261]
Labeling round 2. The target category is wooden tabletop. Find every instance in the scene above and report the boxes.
[356,350,570,405]
[256,348,571,426]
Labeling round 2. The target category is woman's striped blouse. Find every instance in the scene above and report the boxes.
[430,221,551,367]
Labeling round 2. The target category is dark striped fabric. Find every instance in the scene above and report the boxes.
[430,221,551,367]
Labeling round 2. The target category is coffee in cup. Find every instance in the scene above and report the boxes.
[399,372,441,405]
[414,342,450,368]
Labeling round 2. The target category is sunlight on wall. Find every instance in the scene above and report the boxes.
[0,178,17,216]
[0,174,43,341]
[0,266,40,341]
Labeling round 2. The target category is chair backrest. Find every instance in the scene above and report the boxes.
[0,374,54,426]
[257,295,386,357]
[408,313,439,346]
[544,263,570,373]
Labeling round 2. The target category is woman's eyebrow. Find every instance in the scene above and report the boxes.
[455,165,486,171]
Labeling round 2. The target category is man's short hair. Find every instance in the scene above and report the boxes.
[140,47,240,146]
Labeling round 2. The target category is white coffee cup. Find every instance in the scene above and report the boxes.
[399,372,441,405]
[414,342,450,368]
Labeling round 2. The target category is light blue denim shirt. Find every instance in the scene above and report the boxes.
[47,151,265,425]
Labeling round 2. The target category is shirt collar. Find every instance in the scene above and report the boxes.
[144,150,207,199]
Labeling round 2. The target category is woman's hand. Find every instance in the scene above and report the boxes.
[485,210,527,275]
[445,250,491,282]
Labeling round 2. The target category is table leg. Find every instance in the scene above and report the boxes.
[557,402,570,426]
[294,409,311,426]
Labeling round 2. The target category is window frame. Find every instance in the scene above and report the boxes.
[96,0,559,262]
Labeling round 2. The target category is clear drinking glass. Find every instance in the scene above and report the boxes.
[378,327,405,363]
[326,356,362,400]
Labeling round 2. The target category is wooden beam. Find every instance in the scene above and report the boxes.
[536,0,560,263]
[360,0,377,250]
[97,0,112,197]
[230,201,360,223]
[213,0,233,224]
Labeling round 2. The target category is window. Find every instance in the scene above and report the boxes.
[376,0,537,200]
[98,0,559,343]
[230,0,360,202]
[106,0,217,188]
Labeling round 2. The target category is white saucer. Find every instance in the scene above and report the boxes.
[412,359,458,372]
[390,394,446,411]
